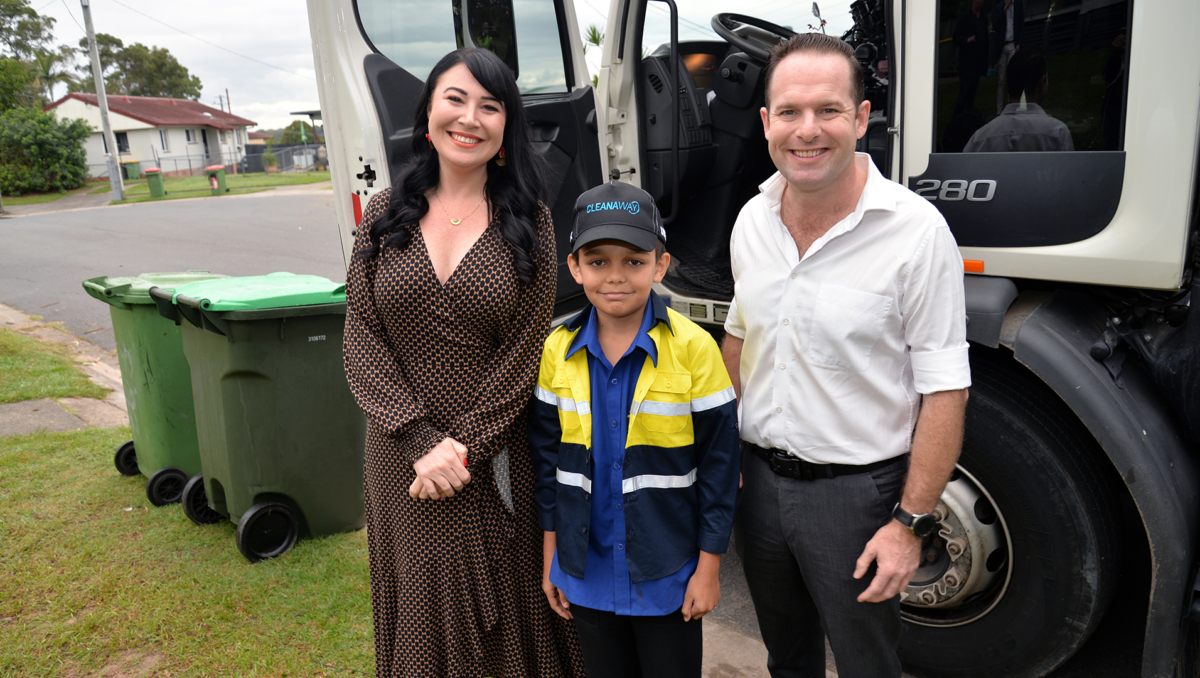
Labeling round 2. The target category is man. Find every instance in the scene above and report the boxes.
[953,0,989,116]
[965,52,1073,152]
[722,33,970,678]
[991,0,1024,115]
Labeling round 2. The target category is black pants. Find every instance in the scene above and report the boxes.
[571,604,703,678]
[736,450,907,678]
[954,72,981,115]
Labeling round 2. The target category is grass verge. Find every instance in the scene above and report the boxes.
[0,186,93,206]
[0,328,108,404]
[94,171,331,198]
[111,187,272,205]
[0,428,374,677]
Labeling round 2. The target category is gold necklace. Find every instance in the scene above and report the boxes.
[433,191,487,225]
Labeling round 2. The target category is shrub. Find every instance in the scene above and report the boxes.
[262,149,278,167]
[0,108,90,195]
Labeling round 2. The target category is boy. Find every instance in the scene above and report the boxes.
[528,181,740,678]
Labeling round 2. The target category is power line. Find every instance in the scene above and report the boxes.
[104,0,314,81]
[59,0,84,33]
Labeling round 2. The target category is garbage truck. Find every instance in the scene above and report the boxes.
[305,0,1199,675]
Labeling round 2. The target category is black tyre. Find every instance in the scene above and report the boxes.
[145,467,188,507]
[181,473,224,525]
[235,501,299,563]
[1176,620,1200,678]
[114,440,139,476]
[899,348,1120,678]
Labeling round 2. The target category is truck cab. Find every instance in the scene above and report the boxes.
[306,1,1200,676]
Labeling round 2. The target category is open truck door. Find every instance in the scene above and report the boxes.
[307,0,603,316]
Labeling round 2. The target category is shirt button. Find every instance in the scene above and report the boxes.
[611,420,618,428]
[611,378,618,385]
[776,407,782,413]
[779,363,786,370]
[613,462,621,470]
[791,272,798,279]
[616,543,625,551]
[615,502,622,510]
[782,318,790,325]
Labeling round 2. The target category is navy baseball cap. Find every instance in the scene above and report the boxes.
[570,181,667,253]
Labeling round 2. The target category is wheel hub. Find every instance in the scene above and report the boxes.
[902,466,1011,626]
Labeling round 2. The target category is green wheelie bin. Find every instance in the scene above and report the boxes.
[149,273,367,562]
[204,165,227,195]
[81,271,227,507]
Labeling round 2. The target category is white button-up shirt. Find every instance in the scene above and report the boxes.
[725,154,971,465]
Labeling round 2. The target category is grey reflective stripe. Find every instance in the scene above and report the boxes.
[552,394,591,417]
[691,386,736,412]
[556,468,592,494]
[533,386,556,406]
[637,399,692,417]
[622,468,698,493]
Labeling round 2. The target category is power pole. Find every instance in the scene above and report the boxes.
[226,88,237,176]
[81,0,124,201]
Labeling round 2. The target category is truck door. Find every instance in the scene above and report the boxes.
[308,0,602,315]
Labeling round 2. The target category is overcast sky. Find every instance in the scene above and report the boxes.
[32,0,857,131]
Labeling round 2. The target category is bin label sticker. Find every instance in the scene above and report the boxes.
[309,335,327,342]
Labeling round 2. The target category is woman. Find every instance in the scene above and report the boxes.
[343,48,585,678]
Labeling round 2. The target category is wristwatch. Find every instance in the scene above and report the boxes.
[892,503,938,538]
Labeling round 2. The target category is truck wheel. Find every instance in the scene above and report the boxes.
[898,350,1120,678]
[1176,621,1200,678]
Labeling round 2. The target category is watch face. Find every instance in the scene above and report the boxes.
[912,514,938,539]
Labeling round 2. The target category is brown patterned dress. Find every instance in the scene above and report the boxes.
[344,189,585,678]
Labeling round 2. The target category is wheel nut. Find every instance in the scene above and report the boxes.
[946,538,965,558]
[919,591,937,605]
[944,573,959,588]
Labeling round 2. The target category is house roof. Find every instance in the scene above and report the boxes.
[45,93,257,131]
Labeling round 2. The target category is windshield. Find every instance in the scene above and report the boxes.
[575,0,860,57]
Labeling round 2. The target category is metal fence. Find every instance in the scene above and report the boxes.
[89,144,326,179]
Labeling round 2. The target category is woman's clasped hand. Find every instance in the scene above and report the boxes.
[408,437,470,499]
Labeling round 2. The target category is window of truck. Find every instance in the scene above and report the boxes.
[355,0,571,94]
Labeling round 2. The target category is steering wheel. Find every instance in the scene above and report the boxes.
[711,13,797,63]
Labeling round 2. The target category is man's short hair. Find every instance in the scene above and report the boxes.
[1007,52,1047,100]
[763,33,865,109]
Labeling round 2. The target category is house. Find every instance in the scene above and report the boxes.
[247,131,273,146]
[44,93,257,178]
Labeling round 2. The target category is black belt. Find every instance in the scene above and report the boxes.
[746,443,904,481]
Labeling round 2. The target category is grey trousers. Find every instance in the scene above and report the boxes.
[996,42,1017,114]
[735,448,907,678]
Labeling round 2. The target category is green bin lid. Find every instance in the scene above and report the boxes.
[170,272,346,311]
[82,271,226,306]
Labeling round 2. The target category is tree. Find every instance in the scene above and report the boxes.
[279,120,319,144]
[30,45,76,102]
[0,107,90,195]
[0,0,53,61]
[72,34,201,100]
[0,56,31,109]
[583,25,603,87]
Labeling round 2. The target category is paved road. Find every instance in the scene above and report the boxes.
[0,190,1148,677]
[0,189,346,352]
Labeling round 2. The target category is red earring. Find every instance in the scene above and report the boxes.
[496,147,506,166]
[425,133,431,143]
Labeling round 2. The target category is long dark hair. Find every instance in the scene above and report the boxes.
[356,48,545,285]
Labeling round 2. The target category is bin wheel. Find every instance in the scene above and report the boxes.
[145,467,188,506]
[114,440,139,476]
[181,474,224,525]
[236,502,299,563]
